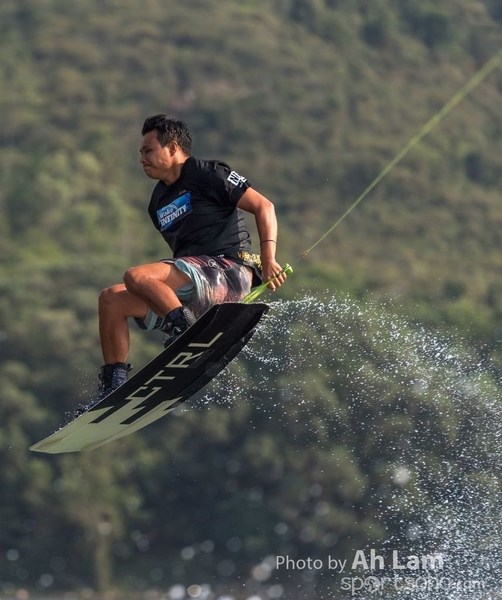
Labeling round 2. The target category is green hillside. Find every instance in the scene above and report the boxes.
[3,1,502,330]
[1,0,502,596]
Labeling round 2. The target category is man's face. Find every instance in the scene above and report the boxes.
[139,130,174,180]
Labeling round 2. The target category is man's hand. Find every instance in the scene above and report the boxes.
[261,259,287,291]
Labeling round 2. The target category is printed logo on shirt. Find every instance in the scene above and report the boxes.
[227,171,247,187]
[157,192,192,231]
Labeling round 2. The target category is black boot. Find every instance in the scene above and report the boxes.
[159,306,196,348]
[72,363,132,419]
[98,362,132,399]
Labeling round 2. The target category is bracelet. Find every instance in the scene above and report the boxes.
[260,239,277,245]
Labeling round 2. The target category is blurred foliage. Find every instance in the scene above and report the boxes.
[1,0,502,596]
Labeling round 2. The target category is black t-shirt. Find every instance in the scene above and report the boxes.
[148,157,254,261]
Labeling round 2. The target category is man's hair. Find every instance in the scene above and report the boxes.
[141,115,192,156]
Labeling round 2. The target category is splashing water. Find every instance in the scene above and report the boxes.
[191,293,501,599]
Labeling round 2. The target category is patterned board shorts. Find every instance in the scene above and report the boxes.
[135,256,254,331]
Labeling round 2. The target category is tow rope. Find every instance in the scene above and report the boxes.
[243,48,502,304]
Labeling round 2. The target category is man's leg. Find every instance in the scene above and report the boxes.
[99,261,192,364]
[99,284,147,364]
[123,261,191,318]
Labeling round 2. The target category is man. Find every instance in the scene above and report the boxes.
[95,114,286,399]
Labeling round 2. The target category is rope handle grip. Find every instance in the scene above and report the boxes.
[242,264,293,304]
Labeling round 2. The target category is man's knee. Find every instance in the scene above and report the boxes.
[124,265,163,294]
[99,285,123,310]
[123,263,182,295]
[123,266,147,295]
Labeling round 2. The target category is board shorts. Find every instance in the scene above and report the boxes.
[134,256,254,331]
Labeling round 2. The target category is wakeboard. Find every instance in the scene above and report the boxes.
[30,302,268,454]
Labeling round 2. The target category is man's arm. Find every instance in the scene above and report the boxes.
[237,188,287,291]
